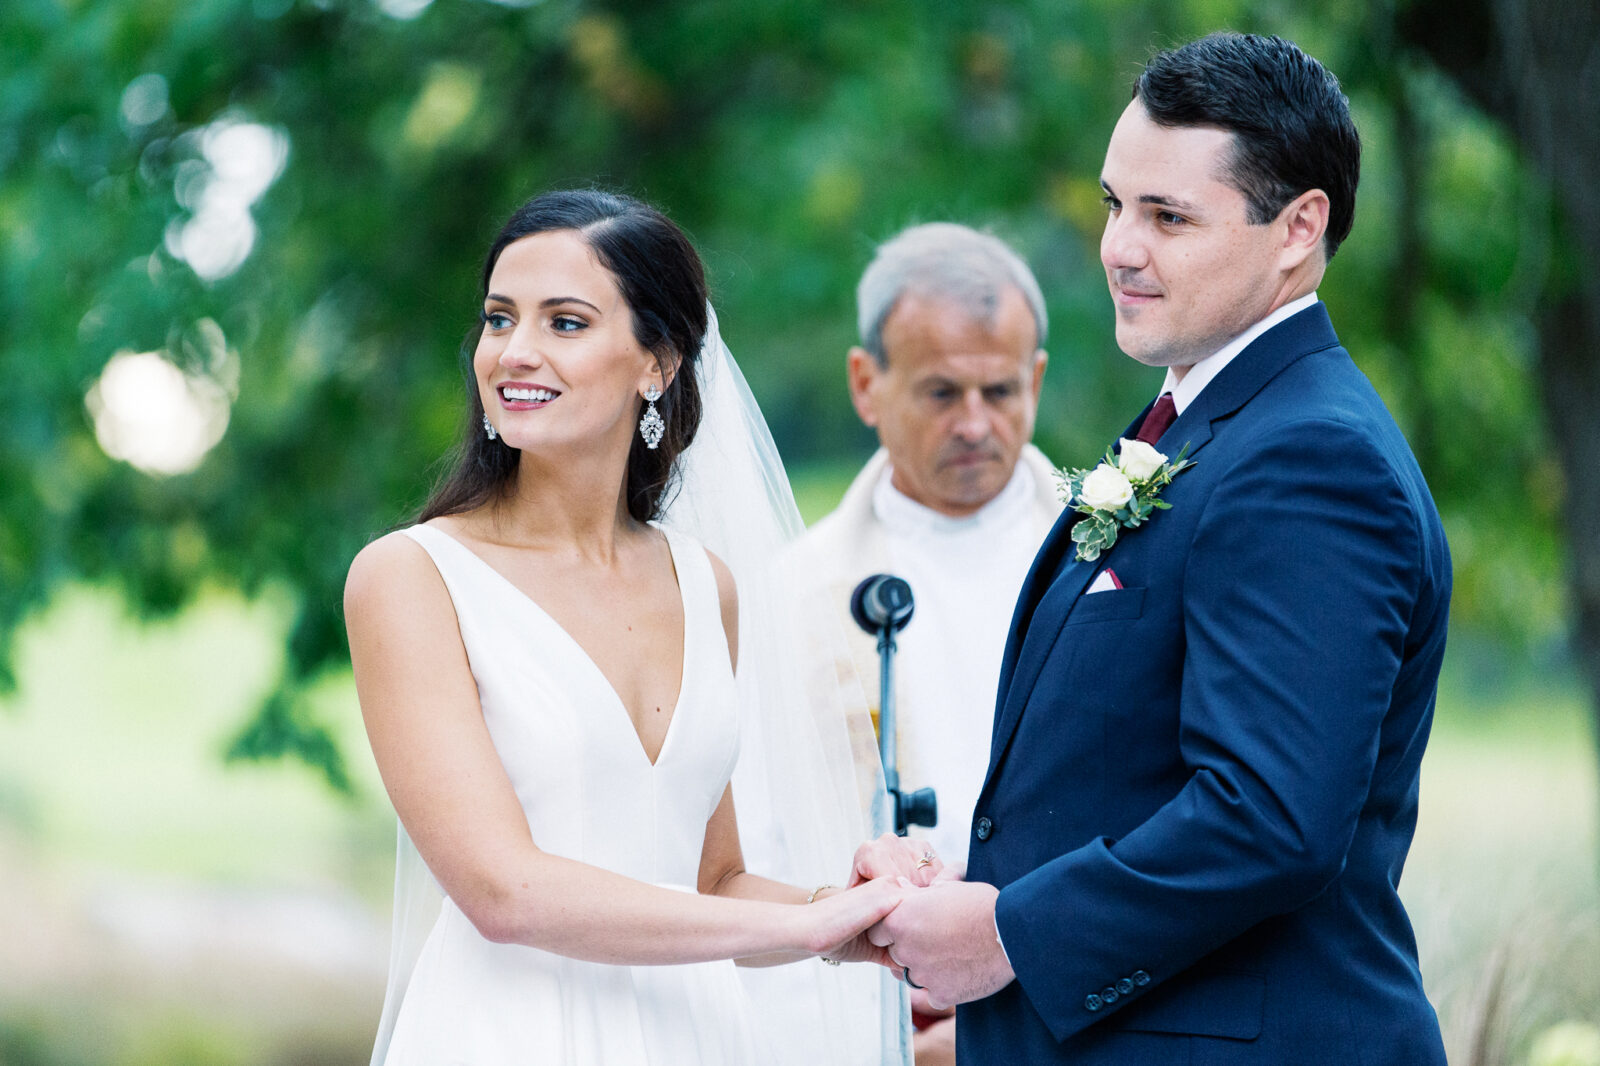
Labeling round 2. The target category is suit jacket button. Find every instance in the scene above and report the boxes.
[1084,993,1103,1012]
[1101,986,1119,1004]
[975,817,993,841]
[1132,970,1150,986]
[1116,978,1134,996]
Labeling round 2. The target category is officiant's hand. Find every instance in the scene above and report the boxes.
[867,879,1014,1009]
[848,833,945,888]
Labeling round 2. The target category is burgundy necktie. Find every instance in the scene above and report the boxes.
[1134,393,1177,445]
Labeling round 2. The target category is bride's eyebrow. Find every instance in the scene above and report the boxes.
[540,296,603,313]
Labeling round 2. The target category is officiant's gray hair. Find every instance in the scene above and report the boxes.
[856,222,1048,367]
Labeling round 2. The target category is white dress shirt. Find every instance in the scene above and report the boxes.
[1159,292,1321,414]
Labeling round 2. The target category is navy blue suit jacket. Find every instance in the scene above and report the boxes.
[959,305,1450,1065]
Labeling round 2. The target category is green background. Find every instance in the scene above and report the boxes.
[1,0,1596,1063]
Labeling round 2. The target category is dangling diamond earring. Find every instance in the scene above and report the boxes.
[482,412,498,441]
[638,384,665,450]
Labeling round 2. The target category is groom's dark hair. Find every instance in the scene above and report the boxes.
[1134,32,1361,259]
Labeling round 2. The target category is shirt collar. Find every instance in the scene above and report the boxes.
[873,458,1036,535]
[1160,292,1320,415]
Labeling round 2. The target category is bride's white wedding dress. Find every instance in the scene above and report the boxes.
[379,522,762,1065]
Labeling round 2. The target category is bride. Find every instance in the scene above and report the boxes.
[344,189,910,1064]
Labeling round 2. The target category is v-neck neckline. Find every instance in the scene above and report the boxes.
[416,523,691,769]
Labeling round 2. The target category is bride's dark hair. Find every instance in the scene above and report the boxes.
[419,189,709,524]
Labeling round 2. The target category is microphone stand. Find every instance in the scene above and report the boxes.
[852,575,936,837]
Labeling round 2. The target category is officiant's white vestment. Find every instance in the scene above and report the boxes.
[788,444,1061,866]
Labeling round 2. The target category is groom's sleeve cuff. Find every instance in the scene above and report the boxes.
[993,914,1013,968]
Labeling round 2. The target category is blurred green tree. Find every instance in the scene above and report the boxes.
[0,0,1587,790]
[1391,0,1600,817]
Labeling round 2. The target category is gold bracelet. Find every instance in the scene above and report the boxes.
[806,884,843,965]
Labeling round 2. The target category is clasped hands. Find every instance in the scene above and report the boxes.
[840,835,1015,1010]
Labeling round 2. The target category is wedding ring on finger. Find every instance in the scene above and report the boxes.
[914,850,934,870]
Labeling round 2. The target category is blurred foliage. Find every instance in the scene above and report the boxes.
[0,0,1581,788]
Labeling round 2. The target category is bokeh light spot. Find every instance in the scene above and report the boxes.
[167,117,289,284]
[86,351,231,476]
[119,73,170,129]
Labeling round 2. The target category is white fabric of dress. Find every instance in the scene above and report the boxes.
[380,522,761,1065]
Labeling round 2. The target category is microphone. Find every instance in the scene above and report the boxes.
[850,574,915,634]
[848,573,935,835]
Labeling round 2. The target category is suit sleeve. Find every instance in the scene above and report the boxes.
[993,417,1423,1040]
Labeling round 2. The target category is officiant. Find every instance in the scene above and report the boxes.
[787,222,1060,1065]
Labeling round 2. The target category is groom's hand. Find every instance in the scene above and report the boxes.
[848,833,945,888]
[866,879,1014,1010]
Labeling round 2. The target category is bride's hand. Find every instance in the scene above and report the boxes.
[847,833,944,888]
[797,877,907,965]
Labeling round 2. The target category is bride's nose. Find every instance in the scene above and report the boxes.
[499,326,545,370]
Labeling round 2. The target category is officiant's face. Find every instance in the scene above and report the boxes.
[1099,101,1289,374]
[848,286,1046,517]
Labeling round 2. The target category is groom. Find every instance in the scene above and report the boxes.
[862,32,1451,1064]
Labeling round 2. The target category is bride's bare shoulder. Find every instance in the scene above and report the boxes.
[345,527,448,622]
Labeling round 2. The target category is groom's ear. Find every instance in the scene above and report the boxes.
[847,346,881,428]
[1276,188,1331,272]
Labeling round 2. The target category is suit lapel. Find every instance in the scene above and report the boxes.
[990,390,1144,703]
[993,507,1074,704]
[988,398,1149,753]
[987,545,1100,765]
[980,303,1343,788]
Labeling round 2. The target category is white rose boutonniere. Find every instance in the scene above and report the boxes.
[1056,440,1195,562]
[1116,438,1166,481]
[1077,464,1135,510]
